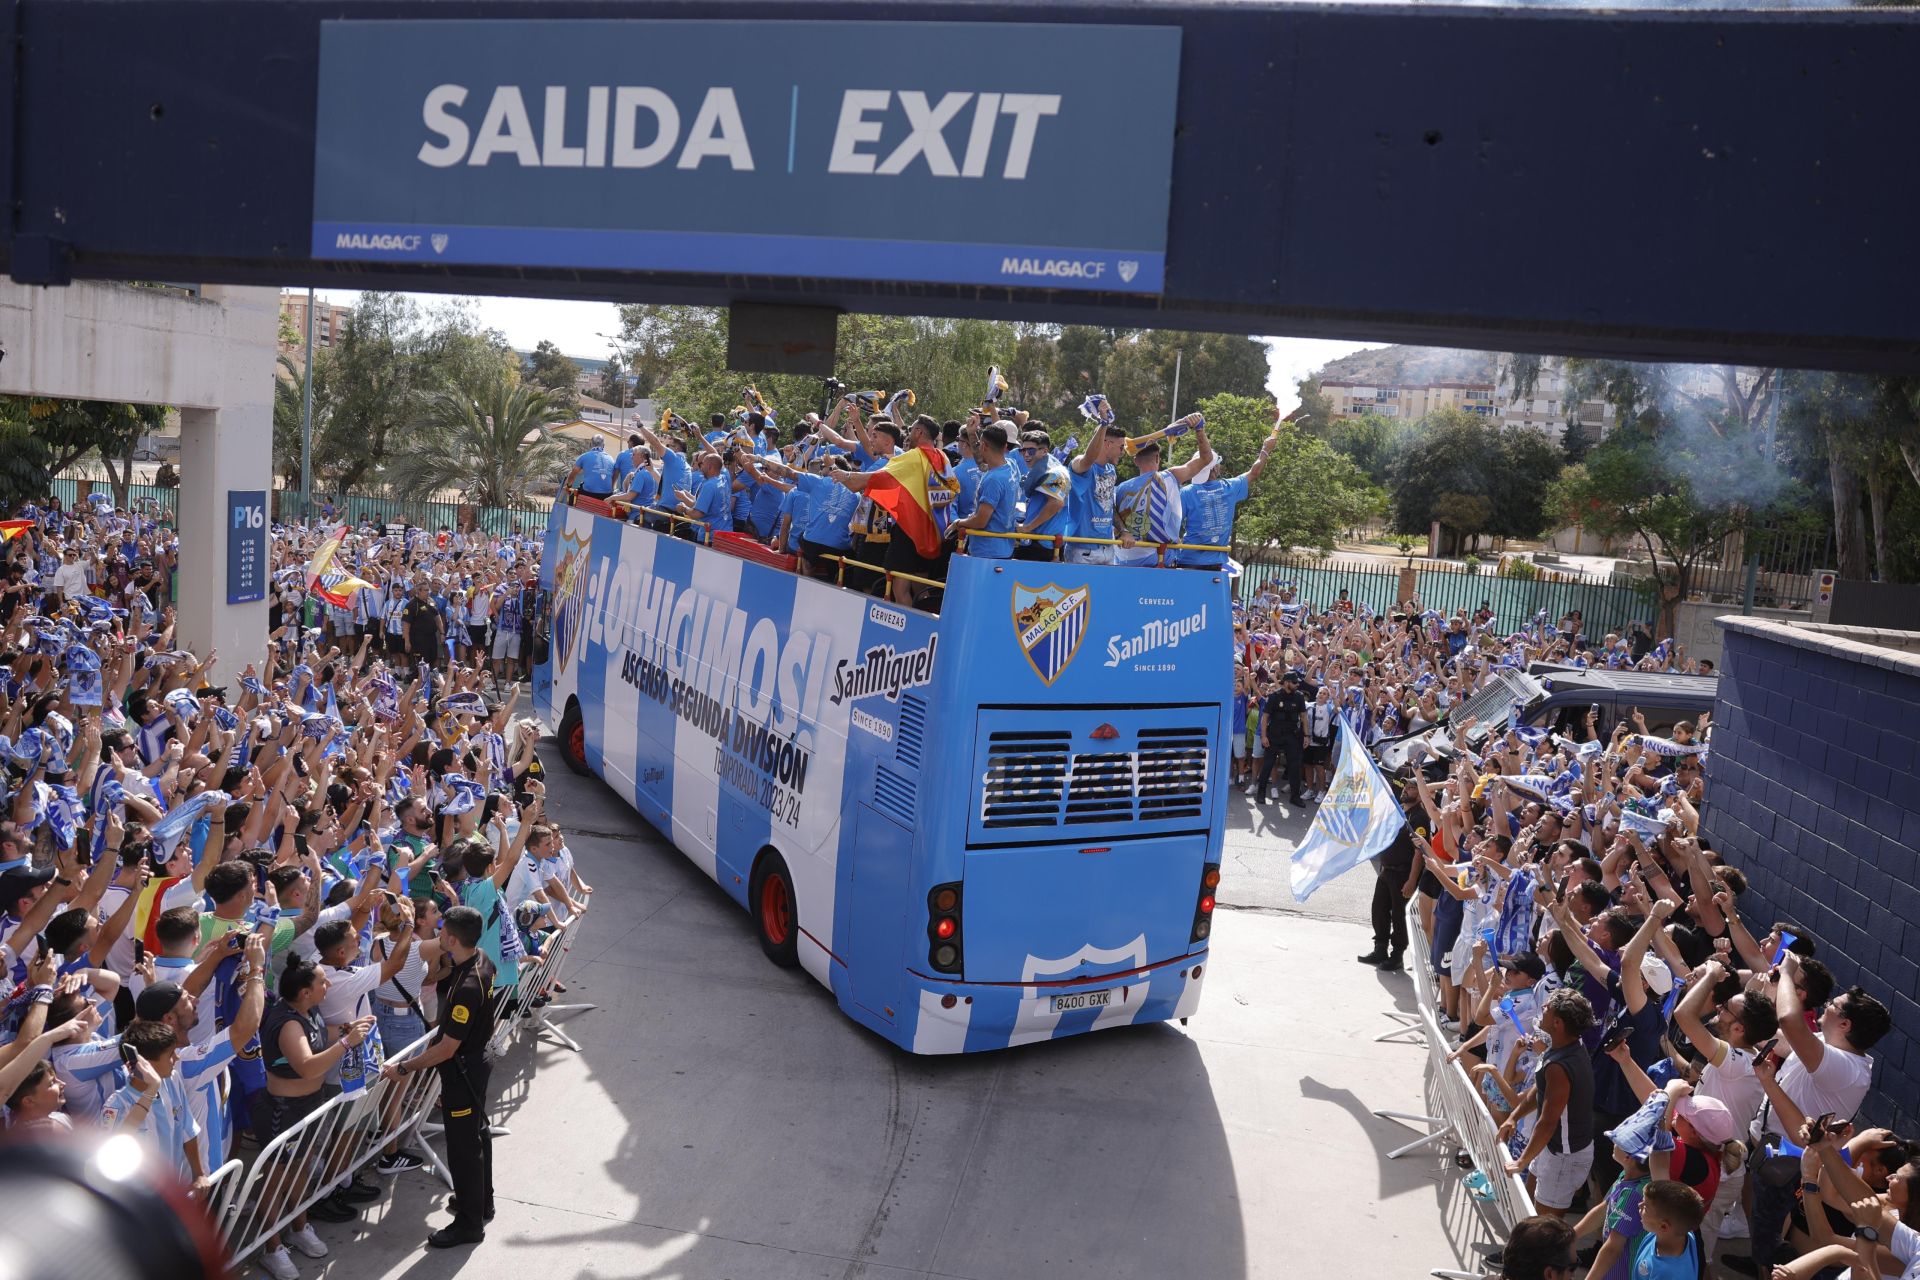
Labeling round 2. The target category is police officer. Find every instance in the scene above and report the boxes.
[380,904,496,1248]
[1254,671,1308,807]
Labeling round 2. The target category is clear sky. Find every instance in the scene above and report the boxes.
[307,289,1387,415]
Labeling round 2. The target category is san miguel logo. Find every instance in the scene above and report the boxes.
[1012,584,1090,686]
[552,528,590,675]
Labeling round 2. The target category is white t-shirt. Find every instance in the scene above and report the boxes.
[288,902,356,965]
[1698,1043,1764,1137]
[1839,1220,1919,1280]
[1766,1035,1874,1139]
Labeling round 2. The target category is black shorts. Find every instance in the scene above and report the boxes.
[1304,741,1331,766]
[257,1087,331,1144]
[468,624,489,651]
[1012,542,1057,562]
[883,536,948,586]
[798,538,849,581]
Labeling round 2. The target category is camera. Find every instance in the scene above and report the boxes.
[823,376,846,396]
[996,406,1016,420]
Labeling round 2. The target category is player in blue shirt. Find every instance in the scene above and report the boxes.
[614,447,658,523]
[1014,428,1074,560]
[564,438,618,502]
[1174,429,1276,569]
[1066,423,1124,565]
[725,449,758,530]
[677,452,733,540]
[949,422,1020,560]
[748,454,860,580]
[611,433,644,492]
[776,481,812,554]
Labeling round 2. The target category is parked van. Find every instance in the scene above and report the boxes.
[1372,663,1718,778]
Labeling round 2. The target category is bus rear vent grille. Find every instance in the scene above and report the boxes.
[981,728,1208,829]
[896,695,926,771]
[874,764,917,826]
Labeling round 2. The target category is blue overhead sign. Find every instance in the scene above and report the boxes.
[311,20,1181,293]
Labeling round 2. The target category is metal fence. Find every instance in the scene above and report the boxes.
[1239,552,1657,637]
[1370,901,1534,1279]
[1614,526,1831,608]
[47,474,180,521]
[207,912,592,1266]
[275,488,553,537]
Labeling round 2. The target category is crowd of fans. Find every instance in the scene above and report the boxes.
[2,385,1907,1280]
[1223,583,1910,1278]
[0,492,590,1279]
[562,385,1277,610]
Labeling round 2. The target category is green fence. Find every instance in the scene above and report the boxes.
[274,489,552,537]
[1239,553,1657,637]
[48,475,180,520]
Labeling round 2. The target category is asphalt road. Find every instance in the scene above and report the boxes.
[287,747,1482,1280]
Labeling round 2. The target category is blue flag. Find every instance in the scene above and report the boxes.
[1289,722,1407,901]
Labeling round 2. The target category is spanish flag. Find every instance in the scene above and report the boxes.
[865,445,956,558]
[0,519,34,542]
[133,874,187,953]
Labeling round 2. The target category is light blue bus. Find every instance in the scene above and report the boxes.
[533,504,1231,1052]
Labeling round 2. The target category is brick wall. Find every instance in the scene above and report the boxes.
[1705,617,1920,1133]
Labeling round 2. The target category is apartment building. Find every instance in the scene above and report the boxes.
[1493,353,1617,441]
[278,291,352,362]
[1321,379,1498,421]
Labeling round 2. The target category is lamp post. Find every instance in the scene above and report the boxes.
[300,288,315,518]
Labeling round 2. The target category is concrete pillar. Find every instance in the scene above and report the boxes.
[1398,565,1418,606]
[175,286,278,677]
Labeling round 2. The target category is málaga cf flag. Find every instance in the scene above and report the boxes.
[1289,721,1407,901]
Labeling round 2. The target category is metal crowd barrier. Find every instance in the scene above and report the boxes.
[1371,901,1536,1280]
[489,911,594,1059]
[214,1028,450,1265]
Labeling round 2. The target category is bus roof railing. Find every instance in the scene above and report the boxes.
[958,528,1231,564]
[565,493,1232,565]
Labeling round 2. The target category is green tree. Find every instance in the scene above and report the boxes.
[272,353,333,491]
[1293,376,1336,433]
[1545,433,1764,635]
[1167,393,1383,556]
[525,340,582,419]
[7,396,169,509]
[0,410,52,509]
[317,293,518,493]
[383,372,573,507]
[1324,412,1411,487]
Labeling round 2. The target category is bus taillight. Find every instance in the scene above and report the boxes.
[1190,863,1221,944]
[928,882,964,975]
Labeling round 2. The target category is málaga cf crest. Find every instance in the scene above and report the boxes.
[552,528,590,675]
[1011,584,1090,685]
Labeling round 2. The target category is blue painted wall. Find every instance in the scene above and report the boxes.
[1704,619,1920,1132]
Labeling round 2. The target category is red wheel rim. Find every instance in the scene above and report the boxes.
[760,873,791,945]
[567,721,585,762]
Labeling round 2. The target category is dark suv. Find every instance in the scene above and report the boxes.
[1372,663,1718,778]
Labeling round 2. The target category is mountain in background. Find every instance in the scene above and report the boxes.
[1313,345,1497,386]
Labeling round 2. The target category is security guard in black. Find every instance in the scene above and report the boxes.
[1255,673,1309,806]
[382,904,497,1248]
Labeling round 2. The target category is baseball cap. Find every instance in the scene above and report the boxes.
[1640,951,1676,996]
[134,982,187,1022]
[0,865,56,912]
[978,422,1012,450]
[1674,1093,1736,1146]
[1501,951,1547,981]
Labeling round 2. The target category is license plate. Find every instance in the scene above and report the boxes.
[1050,989,1112,1015]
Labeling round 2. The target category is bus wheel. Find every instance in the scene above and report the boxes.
[750,853,800,969]
[557,701,589,775]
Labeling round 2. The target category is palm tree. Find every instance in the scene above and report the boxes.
[385,371,573,507]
